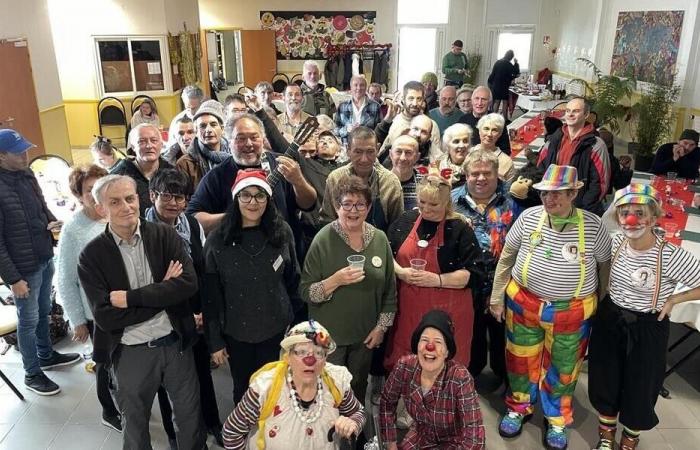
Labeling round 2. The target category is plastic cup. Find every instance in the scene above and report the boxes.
[664,223,679,239]
[347,255,366,270]
[409,258,427,271]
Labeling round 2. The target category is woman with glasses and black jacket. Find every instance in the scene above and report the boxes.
[202,169,302,405]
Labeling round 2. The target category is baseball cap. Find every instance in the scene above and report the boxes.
[0,129,35,154]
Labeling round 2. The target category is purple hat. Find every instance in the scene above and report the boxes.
[0,129,35,154]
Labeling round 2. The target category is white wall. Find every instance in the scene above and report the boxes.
[47,0,199,100]
[0,0,63,108]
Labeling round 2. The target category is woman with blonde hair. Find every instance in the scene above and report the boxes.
[384,169,482,370]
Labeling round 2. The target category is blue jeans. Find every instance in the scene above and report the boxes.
[15,259,55,376]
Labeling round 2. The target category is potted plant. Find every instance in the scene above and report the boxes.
[628,81,681,171]
[569,58,636,134]
[464,52,481,86]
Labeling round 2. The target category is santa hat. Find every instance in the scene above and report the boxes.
[231,169,272,198]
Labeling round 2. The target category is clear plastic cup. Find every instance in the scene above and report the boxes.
[347,255,366,270]
[664,223,679,239]
[409,258,427,271]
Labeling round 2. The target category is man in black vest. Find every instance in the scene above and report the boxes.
[457,85,512,155]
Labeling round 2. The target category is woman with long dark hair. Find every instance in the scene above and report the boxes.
[203,169,302,404]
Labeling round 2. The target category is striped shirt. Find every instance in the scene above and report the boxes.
[505,206,611,300]
[609,233,700,312]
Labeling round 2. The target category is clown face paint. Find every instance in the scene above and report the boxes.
[617,205,654,240]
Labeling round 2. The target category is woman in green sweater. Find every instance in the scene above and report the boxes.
[301,174,397,411]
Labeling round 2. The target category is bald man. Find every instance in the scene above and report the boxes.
[457,85,511,155]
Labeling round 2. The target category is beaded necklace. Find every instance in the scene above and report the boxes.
[287,369,324,424]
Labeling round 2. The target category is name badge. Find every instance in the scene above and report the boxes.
[273,255,283,272]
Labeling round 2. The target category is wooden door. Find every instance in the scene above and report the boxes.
[0,39,45,160]
[240,30,277,85]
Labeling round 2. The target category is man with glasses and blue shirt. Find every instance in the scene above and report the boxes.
[0,129,80,396]
[186,113,317,235]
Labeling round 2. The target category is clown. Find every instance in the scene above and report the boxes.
[490,164,612,450]
[221,321,366,449]
[588,184,700,450]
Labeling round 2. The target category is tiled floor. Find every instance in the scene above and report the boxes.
[1,325,699,450]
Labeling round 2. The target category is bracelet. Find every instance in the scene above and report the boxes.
[438,274,442,288]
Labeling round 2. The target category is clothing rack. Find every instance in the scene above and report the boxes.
[325,43,392,58]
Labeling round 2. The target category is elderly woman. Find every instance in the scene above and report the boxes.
[436,123,473,187]
[145,168,224,445]
[588,184,700,450]
[380,309,485,449]
[301,174,397,412]
[385,170,481,370]
[222,321,366,449]
[456,87,474,114]
[56,164,121,429]
[203,170,301,404]
[452,149,518,384]
[490,165,611,450]
[131,97,161,128]
[475,113,515,182]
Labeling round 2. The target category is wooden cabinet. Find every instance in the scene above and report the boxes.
[239,30,277,85]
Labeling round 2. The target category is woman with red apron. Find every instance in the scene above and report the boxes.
[385,172,481,371]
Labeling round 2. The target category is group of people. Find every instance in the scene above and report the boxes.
[2,46,700,450]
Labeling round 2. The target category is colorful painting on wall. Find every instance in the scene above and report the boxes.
[610,10,684,86]
[260,11,376,60]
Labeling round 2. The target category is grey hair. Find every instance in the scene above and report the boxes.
[472,85,492,100]
[255,81,273,92]
[476,113,505,132]
[91,174,136,204]
[442,123,473,152]
[350,75,367,86]
[224,113,266,141]
[303,60,320,72]
[128,123,162,150]
[463,146,499,175]
[182,85,204,99]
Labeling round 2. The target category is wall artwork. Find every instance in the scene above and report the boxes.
[610,10,684,86]
[260,11,376,60]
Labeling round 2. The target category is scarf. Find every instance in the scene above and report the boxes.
[145,207,192,255]
[192,137,231,177]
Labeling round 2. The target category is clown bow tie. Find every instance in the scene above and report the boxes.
[549,214,579,227]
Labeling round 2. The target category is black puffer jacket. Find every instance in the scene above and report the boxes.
[0,167,56,284]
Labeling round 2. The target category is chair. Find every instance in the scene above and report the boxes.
[237,85,253,95]
[291,73,303,87]
[271,73,289,93]
[97,97,129,147]
[130,94,156,115]
[0,300,24,400]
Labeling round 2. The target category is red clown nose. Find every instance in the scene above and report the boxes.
[624,214,639,226]
[302,356,317,366]
[425,342,436,352]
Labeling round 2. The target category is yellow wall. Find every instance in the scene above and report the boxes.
[38,104,72,163]
[63,94,182,148]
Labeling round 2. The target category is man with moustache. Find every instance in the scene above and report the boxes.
[389,135,421,211]
[276,84,311,138]
[78,175,205,449]
[186,114,316,234]
[300,60,336,117]
[111,124,174,215]
[457,86,511,155]
[176,100,231,191]
[379,81,442,159]
[335,75,382,146]
[429,86,462,136]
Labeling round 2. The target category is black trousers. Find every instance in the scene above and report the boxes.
[468,309,506,380]
[225,331,286,404]
[86,321,119,418]
[588,299,670,430]
[160,336,222,432]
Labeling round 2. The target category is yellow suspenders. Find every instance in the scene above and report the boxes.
[522,209,587,298]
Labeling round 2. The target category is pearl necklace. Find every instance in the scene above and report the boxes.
[287,370,323,424]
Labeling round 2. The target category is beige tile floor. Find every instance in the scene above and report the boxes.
[1,323,699,450]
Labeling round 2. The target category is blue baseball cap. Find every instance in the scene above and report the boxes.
[0,129,35,154]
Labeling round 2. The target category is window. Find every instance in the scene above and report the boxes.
[95,37,170,96]
[397,0,449,24]
[497,32,533,71]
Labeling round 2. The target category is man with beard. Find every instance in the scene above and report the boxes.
[186,114,316,235]
[389,135,421,211]
[457,86,511,155]
[176,100,230,191]
[429,86,462,136]
[276,84,311,138]
[379,81,442,161]
[111,124,174,216]
[300,60,336,117]
[162,116,195,165]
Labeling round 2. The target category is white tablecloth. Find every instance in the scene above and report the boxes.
[514,94,561,112]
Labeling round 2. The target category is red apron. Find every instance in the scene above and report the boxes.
[384,216,474,371]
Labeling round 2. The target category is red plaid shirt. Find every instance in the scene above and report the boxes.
[379,355,485,449]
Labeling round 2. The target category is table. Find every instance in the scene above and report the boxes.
[506,110,565,170]
[632,171,700,397]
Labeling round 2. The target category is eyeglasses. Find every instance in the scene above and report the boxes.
[340,202,368,211]
[154,191,187,204]
[291,348,327,359]
[238,191,268,203]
